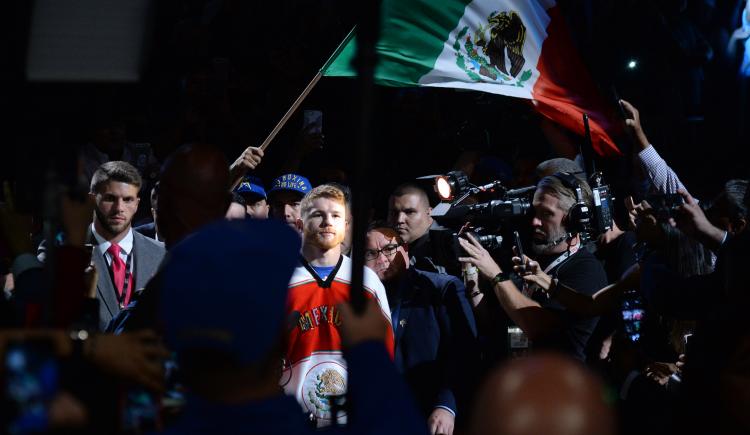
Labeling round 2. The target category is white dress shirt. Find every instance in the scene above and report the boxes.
[91,224,134,272]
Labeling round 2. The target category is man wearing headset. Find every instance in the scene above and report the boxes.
[458,173,607,361]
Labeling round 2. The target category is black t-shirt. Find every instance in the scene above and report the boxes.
[531,248,608,360]
[595,231,637,284]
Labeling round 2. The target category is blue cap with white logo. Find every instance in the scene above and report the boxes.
[269,173,312,197]
[235,176,267,200]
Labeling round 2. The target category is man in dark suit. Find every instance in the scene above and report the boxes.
[364,223,477,435]
[88,161,165,330]
[133,182,159,241]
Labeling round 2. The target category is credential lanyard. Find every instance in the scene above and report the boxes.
[543,245,580,275]
[116,252,134,308]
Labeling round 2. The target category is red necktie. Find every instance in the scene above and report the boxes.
[107,243,130,307]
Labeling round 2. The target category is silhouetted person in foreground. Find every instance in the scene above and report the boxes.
[108,143,232,332]
[469,353,615,435]
[159,218,428,435]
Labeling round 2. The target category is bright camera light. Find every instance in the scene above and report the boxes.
[436,176,453,200]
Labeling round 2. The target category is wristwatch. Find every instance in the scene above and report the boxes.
[491,271,511,285]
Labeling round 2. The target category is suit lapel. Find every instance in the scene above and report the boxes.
[132,232,163,290]
[132,234,144,290]
[394,277,416,345]
[92,247,118,319]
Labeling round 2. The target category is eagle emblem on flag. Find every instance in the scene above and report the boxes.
[454,10,532,86]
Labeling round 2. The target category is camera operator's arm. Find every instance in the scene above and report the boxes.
[621,100,689,195]
[463,265,491,322]
[514,254,641,317]
[458,235,560,341]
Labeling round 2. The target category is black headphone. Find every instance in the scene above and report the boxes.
[550,172,591,237]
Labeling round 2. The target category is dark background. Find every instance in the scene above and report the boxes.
[1,0,748,218]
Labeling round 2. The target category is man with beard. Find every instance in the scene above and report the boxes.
[88,161,165,330]
[284,185,393,427]
[364,223,476,435]
[458,173,607,361]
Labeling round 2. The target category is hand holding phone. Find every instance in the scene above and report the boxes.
[513,231,524,261]
[620,289,645,343]
[645,193,685,220]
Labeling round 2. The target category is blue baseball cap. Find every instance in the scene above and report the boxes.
[269,173,312,197]
[160,219,301,364]
[235,176,267,200]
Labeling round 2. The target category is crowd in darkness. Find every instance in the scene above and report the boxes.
[1,0,750,434]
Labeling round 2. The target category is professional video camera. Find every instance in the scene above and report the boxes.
[577,113,616,242]
[594,182,615,234]
[423,170,533,270]
[425,164,616,273]
[567,170,615,243]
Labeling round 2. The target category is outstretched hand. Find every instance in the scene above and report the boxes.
[625,196,663,244]
[674,188,725,249]
[644,361,679,386]
[428,407,455,435]
[620,99,650,150]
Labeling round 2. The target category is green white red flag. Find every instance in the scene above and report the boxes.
[323,0,621,156]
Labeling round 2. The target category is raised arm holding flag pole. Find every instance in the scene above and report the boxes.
[230,0,624,191]
[228,29,356,190]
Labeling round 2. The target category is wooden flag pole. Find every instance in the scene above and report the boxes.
[258,27,357,152]
[228,28,356,190]
[258,71,322,151]
[348,4,380,314]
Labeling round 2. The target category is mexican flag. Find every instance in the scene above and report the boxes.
[323,0,621,157]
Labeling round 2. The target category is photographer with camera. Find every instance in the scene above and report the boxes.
[458,174,607,361]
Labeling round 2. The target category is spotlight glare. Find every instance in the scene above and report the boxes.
[627,59,637,70]
[436,176,453,200]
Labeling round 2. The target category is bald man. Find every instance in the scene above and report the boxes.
[469,353,615,435]
[107,143,232,332]
[388,183,447,274]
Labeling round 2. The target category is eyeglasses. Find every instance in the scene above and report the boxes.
[364,243,401,261]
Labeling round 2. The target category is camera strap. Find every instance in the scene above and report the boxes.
[543,245,579,275]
